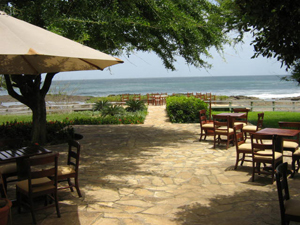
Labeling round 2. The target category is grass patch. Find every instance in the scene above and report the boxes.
[212,110,300,128]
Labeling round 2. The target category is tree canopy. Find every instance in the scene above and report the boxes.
[222,0,300,70]
[3,0,229,71]
[0,0,231,144]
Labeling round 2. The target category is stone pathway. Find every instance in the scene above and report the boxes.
[10,106,300,224]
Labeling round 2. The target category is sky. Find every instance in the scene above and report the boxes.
[53,34,290,81]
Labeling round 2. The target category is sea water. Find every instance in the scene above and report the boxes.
[1,75,299,100]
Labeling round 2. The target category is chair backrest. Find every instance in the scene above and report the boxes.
[199,109,208,124]
[278,121,300,142]
[133,94,141,101]
[233,108,250,123]
[234,124,246,148]
[257,112,264,128]
[26,153,59,195]
[251,133,276,158]
[121,94,130,102]
[276,162,290,223]
[67,140,81,173]
[213,115,230,133]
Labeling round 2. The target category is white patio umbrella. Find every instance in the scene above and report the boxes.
[0,11,123,75]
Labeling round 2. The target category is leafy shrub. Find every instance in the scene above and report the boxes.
[101,105,125,116]
[166,96,208,123]
[0,120,74,145]
[93,100,110,111]
[125,100,146,112]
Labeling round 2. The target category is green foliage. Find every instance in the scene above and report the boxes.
[222,0,300,69]
[166,96,208,123]
[125,100,146,112]
[3,0,229,71]
[281,60,300,85]
[0,120,74,145]
[93,100,110,111]
[101,105,125,117]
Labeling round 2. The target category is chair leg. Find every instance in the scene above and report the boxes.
[234,153,239,170]
[75,178,82,197]
[54,192,61,218]
[67,178,74,192]
[240,153,246,166]
[29,197,37,224]
[252,162,256,182]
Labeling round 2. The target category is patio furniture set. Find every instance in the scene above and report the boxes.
[0,139,82,224]
[200,107,300,224]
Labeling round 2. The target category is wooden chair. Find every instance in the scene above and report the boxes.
[147,93,154,105]
[251,133,282,183]
[233,124,252,170]
[243,112,264,140]
[213,115,234,150]
[276,162,300,225]
[233,108,250,127]
[121,94,130,104]
[16,153,60,224]
[278,122,300,154]
[57,140,82,197]
[0,138,23,197]
[199,109,214,141]
[133,94,141,101]
[153,93,162,105]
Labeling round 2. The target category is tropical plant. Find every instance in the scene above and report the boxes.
[101,105,125,117]
[93,100,110,111]
[125,100,146,112]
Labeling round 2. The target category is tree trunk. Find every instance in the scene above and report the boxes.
[4,73,56,145]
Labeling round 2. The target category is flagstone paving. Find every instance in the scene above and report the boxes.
[10,106,300,224]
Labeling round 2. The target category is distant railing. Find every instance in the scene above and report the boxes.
[208,100,300,112]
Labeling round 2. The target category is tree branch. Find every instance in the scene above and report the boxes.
[41,73,56,97]
[4,74,28,105]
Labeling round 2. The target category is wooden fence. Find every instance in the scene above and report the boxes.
[208,100,300,112]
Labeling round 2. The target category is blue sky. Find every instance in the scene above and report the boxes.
[53,34,290,81]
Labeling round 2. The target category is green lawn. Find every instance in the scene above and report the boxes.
[212,111,300,128]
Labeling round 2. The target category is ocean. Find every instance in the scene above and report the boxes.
[1,75,299,100]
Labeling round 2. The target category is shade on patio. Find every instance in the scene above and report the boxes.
[0,11,123,75]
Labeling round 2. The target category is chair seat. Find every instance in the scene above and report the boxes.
[234,122,246,126]
[243,125,258,132]
[58,165,75,176]
[237,143,252,152]
[0,163,17,174]
[293,149,300,156]
[254,150,282,161]
[202,123,214,128]
[215,127,234,133]
[283,141,299,149]
[285,199,300,216]
[17,177,53,193]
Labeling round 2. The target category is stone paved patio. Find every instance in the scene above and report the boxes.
[9,106,300,224]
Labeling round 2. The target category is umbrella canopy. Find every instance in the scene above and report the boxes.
[0,11,123,75]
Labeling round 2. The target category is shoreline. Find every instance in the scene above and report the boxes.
[0,94,300,104]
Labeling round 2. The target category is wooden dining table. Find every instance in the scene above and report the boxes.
[255,128,300,152]
[216,113,246,128]
[0,145,52,179]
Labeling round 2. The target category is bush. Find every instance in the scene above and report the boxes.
[0,120,74,145]
[166,96,208,123]
[93,100,110,111]
[101,105,125,116]
[125,100,146,112]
